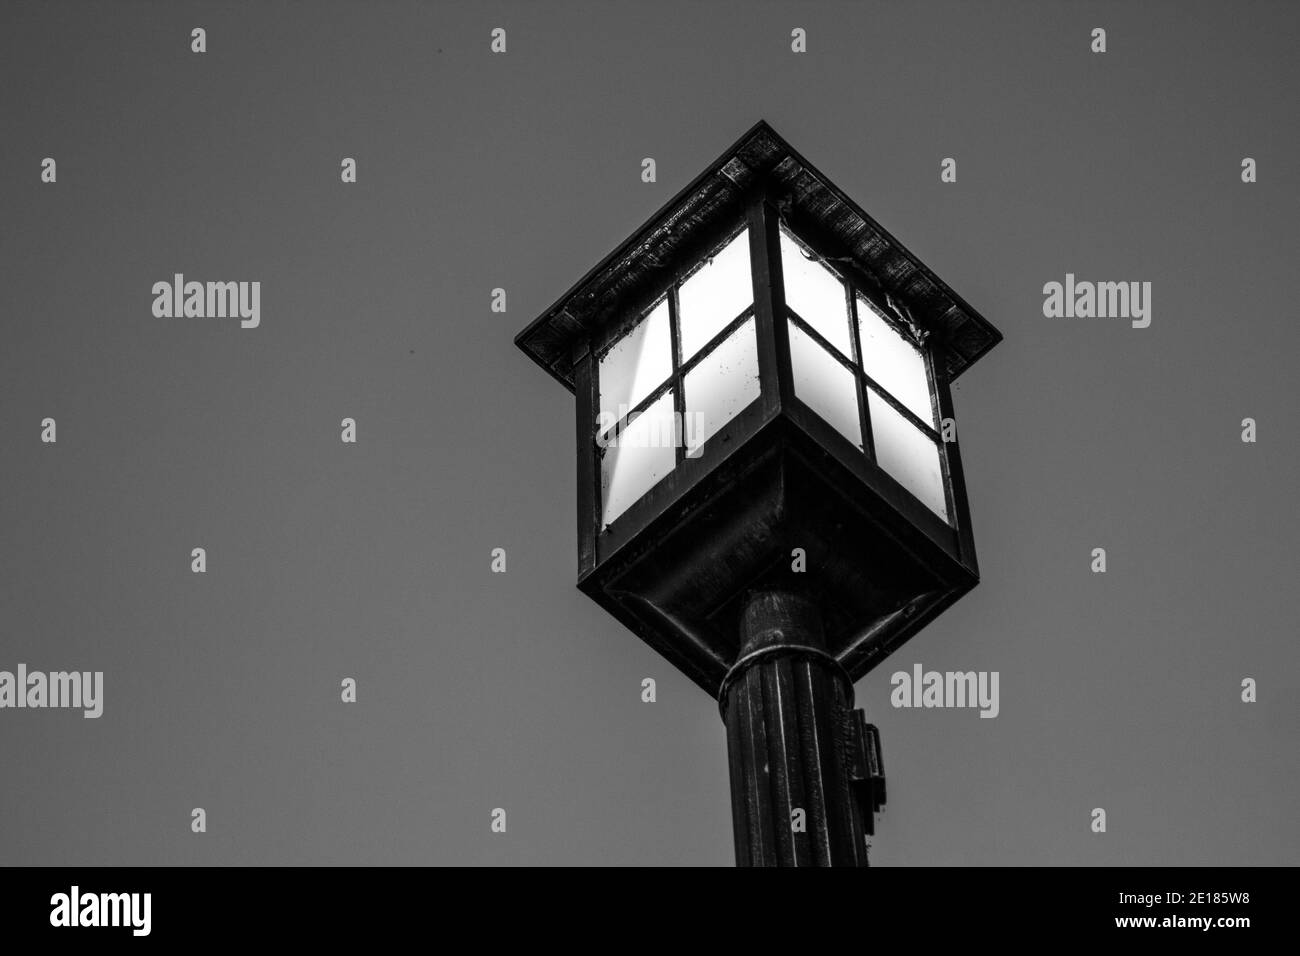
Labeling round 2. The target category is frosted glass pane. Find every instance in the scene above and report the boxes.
[598,298,671,437]
[868,390,948,521]
[858,294,934,426]
[600,390,677,526]
[781,229,852,357]
[679,228,753,361]
[788,321,862,450]
[683,317,760,456]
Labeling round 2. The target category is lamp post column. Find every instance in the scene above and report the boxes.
[720,590,885,867]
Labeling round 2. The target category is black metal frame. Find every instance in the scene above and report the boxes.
[592,221,757,472]
[516,121,1002,394]
[546,132,997,693]
[579,190,974,580]
[778,224,957,528]
[514,122,1008,863]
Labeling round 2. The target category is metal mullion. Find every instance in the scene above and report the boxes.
[751,197,792,413]
[849,286,954,526]
[847,285,874,459]
[669,285,686,465]
[926,353,957,526]
[789,302,944,446]
[604,285,755,456]
[862,375,952,523]
[860,371,942,441]
[605,375,676,444]
[577,346,600,563]
[677,307,753,378]
[786,309,858,374]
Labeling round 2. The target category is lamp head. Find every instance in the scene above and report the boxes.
[517,121,1002,696]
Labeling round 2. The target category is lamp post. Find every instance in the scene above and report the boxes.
[516,122,1002,866]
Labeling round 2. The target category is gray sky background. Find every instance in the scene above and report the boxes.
[1,1,1296,866]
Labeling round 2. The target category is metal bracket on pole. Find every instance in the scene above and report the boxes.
[844,709,886,836]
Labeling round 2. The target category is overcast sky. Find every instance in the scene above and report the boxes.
[1,0,1296,865]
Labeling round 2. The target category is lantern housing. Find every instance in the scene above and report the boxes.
[516,121,1001,695]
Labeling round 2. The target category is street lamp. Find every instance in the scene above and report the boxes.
[516,121,1002,866]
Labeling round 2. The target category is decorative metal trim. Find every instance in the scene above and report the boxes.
[717,642,855,720]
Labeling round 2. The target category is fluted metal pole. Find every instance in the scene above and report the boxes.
[720,590,882,866]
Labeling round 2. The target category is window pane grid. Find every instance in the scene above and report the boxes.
[859,367,940,440]
[787,308,941,442]
[595,215,956,529]
[679,307,753,378]
[684,316,761,457]
[786,268,953,525]
[866,388,948,522]
[779,227,854,357]
[787,309,858,374]
[856,292,936,426]
[863,382,943,450]
[603,306,755,445]
[594,224,760,527]
[788,319,864,450]
[597,296,671,437]
[601,375,676,446]
[678,226,754,361]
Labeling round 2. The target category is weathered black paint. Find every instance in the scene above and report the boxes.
[721,590,884,866]
[518,121,1001,866]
